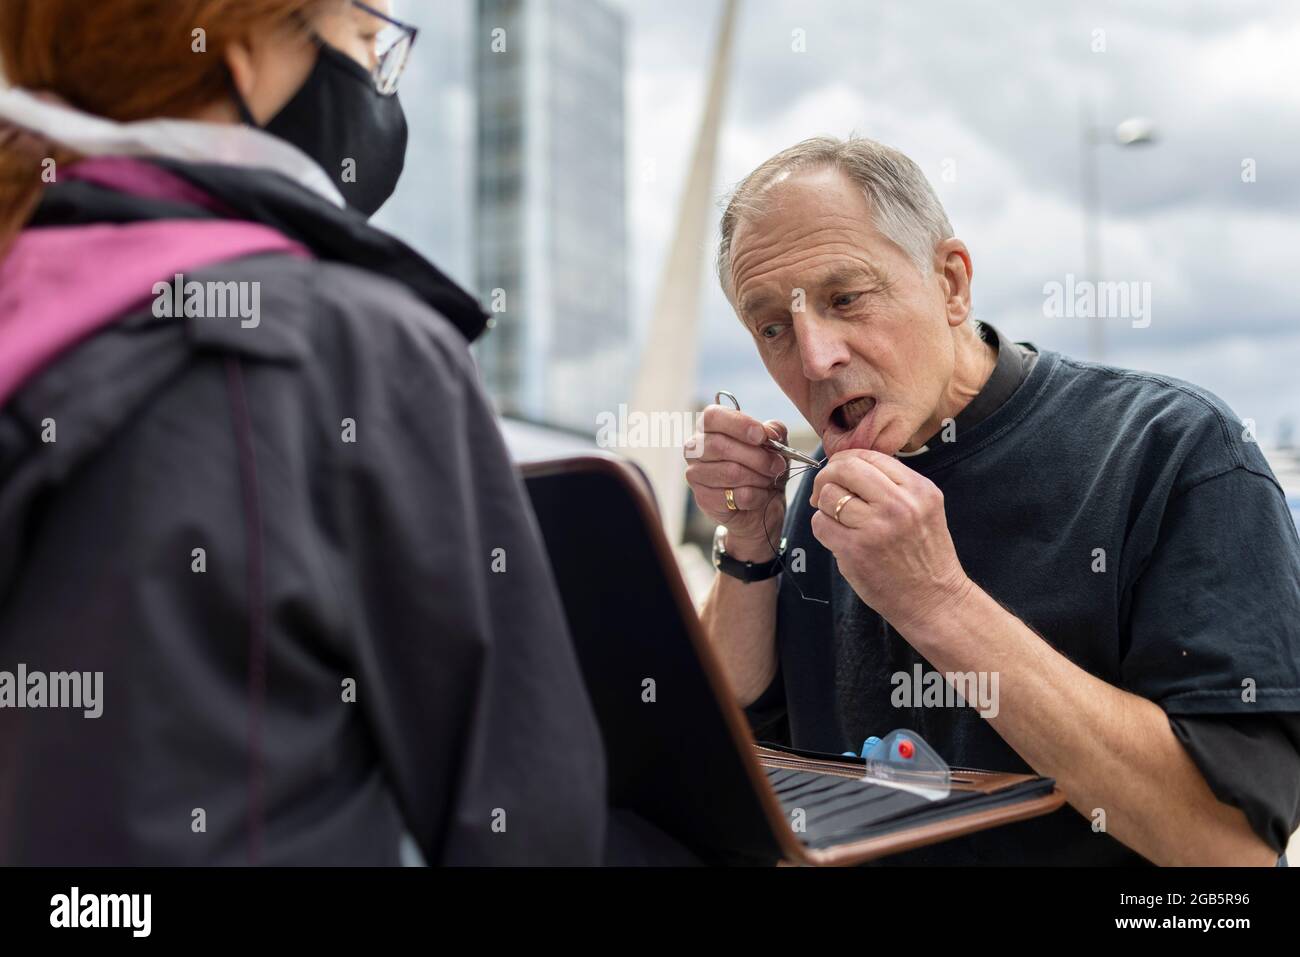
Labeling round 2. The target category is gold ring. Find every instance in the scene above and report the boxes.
[833,492,856,523]
[724,488,738,511]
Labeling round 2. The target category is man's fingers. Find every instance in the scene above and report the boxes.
[694,483,782,515]
[687,430,786,477]
[699,404,771,446]
[859,449,915,486]
[828,448,914,486]
[699,404,769,445]
[686,460,784,491]
[810,508,849,550]
[813,454,896,507]
[762,419,789,445]
[813,480,870,528]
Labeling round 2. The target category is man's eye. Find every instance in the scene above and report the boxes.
[832,292,862,308]
[760,323,785,340]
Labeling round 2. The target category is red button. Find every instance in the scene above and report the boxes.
[898,739,915,760]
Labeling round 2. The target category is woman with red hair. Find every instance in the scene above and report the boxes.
[0,0,612,865]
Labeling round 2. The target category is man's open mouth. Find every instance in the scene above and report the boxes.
[829,395,877,432]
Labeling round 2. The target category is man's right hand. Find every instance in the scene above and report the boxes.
[684,403,790,560]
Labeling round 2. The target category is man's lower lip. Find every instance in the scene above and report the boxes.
[830,405,877,451]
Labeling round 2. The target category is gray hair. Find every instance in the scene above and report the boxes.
[717,135,954,296]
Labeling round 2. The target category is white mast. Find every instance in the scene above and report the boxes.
[627,0,739,542]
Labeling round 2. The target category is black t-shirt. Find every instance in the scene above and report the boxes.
[749,323,1300,864]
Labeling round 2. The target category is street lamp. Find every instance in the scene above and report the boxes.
[1080,103,1157,362]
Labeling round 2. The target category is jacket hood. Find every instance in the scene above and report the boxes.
[145,157,491,343]
[0,156,491,409]
[0,216,308,410]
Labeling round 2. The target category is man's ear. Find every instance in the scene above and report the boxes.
[935,238,973,326]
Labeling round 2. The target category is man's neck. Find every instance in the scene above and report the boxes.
[901,321,998,453]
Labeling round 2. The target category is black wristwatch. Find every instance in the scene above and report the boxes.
[712,526,784,582]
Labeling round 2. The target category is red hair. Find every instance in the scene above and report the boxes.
[0,0,341,251]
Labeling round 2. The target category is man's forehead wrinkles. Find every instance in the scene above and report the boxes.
[735,245,880,304]
[814,260,886,287]
[730,198,887,314]
[729,229,787,277]
[731,215,873,278]
[735,263,788,316]
[738,268,871,323]
[738,212,866,256]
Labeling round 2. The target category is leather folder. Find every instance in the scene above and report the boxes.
[522,452,1065,866]
[754,742,1061,864]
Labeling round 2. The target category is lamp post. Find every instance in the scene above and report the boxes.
[1080,103,1157,362]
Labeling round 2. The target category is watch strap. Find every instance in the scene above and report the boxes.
[712,529,783,582]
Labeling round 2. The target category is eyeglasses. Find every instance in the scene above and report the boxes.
[352,1,419,95]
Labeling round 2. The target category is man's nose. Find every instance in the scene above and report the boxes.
[794,311,851,381]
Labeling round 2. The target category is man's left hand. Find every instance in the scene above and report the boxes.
[810,449,972,637]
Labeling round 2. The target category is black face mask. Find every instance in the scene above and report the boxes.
[236,40,408,217]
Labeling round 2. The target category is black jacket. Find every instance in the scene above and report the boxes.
[0,157,607,865]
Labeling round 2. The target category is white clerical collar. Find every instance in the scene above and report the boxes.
[0,86,344,208]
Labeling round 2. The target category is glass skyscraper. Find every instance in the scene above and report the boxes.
[474,0,630,432]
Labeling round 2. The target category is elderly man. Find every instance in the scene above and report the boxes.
[685,135,1300,866]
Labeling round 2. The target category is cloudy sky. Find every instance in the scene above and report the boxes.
[378,0,1299,444]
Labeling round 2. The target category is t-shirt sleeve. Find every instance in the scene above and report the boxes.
[1170,713,1300,853]
[1123,463,1300,853]
[1122,465,1300,715]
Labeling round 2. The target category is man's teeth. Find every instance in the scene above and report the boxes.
[839,396,875,429]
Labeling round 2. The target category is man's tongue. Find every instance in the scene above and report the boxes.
[838,396,876,430]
